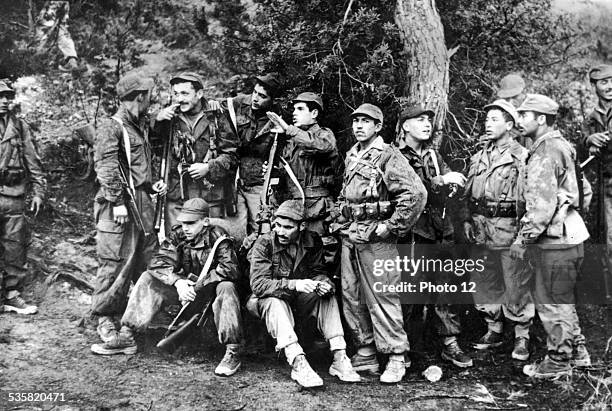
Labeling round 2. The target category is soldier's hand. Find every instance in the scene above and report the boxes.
[509,243,526,260]
[175,278,197,303]
[589,145,601,156]
[375,223,391,239]
[188,163,209,179]
[30,196,43,217]
[315,281,333,297]
[463,221,475,243]
[294,279,319,294]
[152,180,168,196]
[442,172,467,187]
[587,132,609,148]
[266,111,289,132]
[113,205,129,225]
[207,100,222,111]
[156,103,180,122]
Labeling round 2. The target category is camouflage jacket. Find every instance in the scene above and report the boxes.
[337,136,427,243]
[515,130,589,247]
[461,139,527,248]
[400,145,453,241]
[94,106,153,205]
[146,224,239,287]
[152,108,238,203]
[581,103,612,177]
[0,114,46,199]
[222,94,283,187]
[248,230,330,299]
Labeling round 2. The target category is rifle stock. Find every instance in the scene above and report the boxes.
[154,118,174,241]
[117,163,149,236]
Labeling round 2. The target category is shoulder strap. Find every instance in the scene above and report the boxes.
[195,234,230,289]
[111,116,135,191]
[427,148,441,176]
[227,97,237,132]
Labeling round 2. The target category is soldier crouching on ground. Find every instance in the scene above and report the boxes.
[90,73,167,348]
[333,104,427,384]
[246,200,361,388]
[0,80,47,315]
[91,198,244,377]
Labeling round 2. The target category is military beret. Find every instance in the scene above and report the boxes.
[116,72,154,99]
[589,64,612,81]
[351,103,384,124]
[0,80,15,98]
[484,99,519,125]
[497,74,526,99]
[292,92,324,112]
[255,73,282,95]
[399,104,435,124]
[274,199,304,222]
[516,94,559,115]
[176,198,210,222]
[170,72,204,89]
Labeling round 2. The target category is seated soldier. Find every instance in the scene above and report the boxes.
[90,198,244,377]
[247,199,360,388]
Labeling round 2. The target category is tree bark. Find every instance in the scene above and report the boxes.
[394,0,449,131]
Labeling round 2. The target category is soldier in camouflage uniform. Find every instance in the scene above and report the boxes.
[91,73,167,346]
[462,100,533,361]
[396,104,472,368]
[153,72,238,232]
[510,94,591,378]
[333,104,427,384]
[33,1,78,70]
[91,198,243,377]
[0,80,46,315]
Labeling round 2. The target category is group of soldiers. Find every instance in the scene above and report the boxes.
[1,63,611,388]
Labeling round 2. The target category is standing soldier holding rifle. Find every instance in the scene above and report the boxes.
[581,64,612,302]
[91,72,167,348]
[153,73,238,238]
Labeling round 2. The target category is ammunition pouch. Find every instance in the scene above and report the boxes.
[469,199,516,218]
[342,201,394,221]
[0,169,26,186]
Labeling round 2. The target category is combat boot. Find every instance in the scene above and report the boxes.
[215,344,241,376]
[441,340,473,368]
[96,316,118,343]
[329,350,361,382]
[523,356,571,379]
[473,330,503,350]
[380,357,405,384]
[3,295,37,315]
[511,337,530,361]
[91,326,137,355]
[291,354,323,388]
[572,343,591,367]
[350,353,379,373]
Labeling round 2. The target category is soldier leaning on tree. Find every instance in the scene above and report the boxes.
[152,72,238,232]
[395,104,472,368]
[90,73,167,348]
[510,94,591,379]
[461,99,534,362]
[0,80,47,315]
[332,103,427,384]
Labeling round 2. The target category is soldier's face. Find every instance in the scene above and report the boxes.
[273,217,301,244]
[251,84,272,111]
[506,92,526,108]
[517,111,540,137]
[402,115,432,142]
[0,93,12,114]
[172,82,204,114]
[292,102,317,127]
[137,90,152,116]
[485,109,512,140]
[181,217,209,241]
[595,78,612,102]
[352,116,382,144]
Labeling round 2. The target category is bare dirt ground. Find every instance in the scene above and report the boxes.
[0,175,610,411]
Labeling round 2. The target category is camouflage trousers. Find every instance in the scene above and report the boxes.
[91,188,158,317]
[0,195,28,299]
[34,1,78,60]
[472,248,534,339]
[122,272,243,345]
[341,238,409,354]
[531,244,586,361]
[247,292,346,364]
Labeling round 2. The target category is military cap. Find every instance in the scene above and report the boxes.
[484,99,519,125]
[351,103,384,124]
[516,94,559,115]
[497,74,525,99]
[255,73,282,96]
[170,72,204,89]
[176,198,210,222]
[292,92,324,112]
[399,104,435,124]
[0,80,15,98]
[274,199,304,222]
[116,72,154,99]
[589,64,612,81]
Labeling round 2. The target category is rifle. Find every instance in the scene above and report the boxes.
[154,117,174,242]
[156,235,230,352]
[117,162,149,236]
[257,131,281,234]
